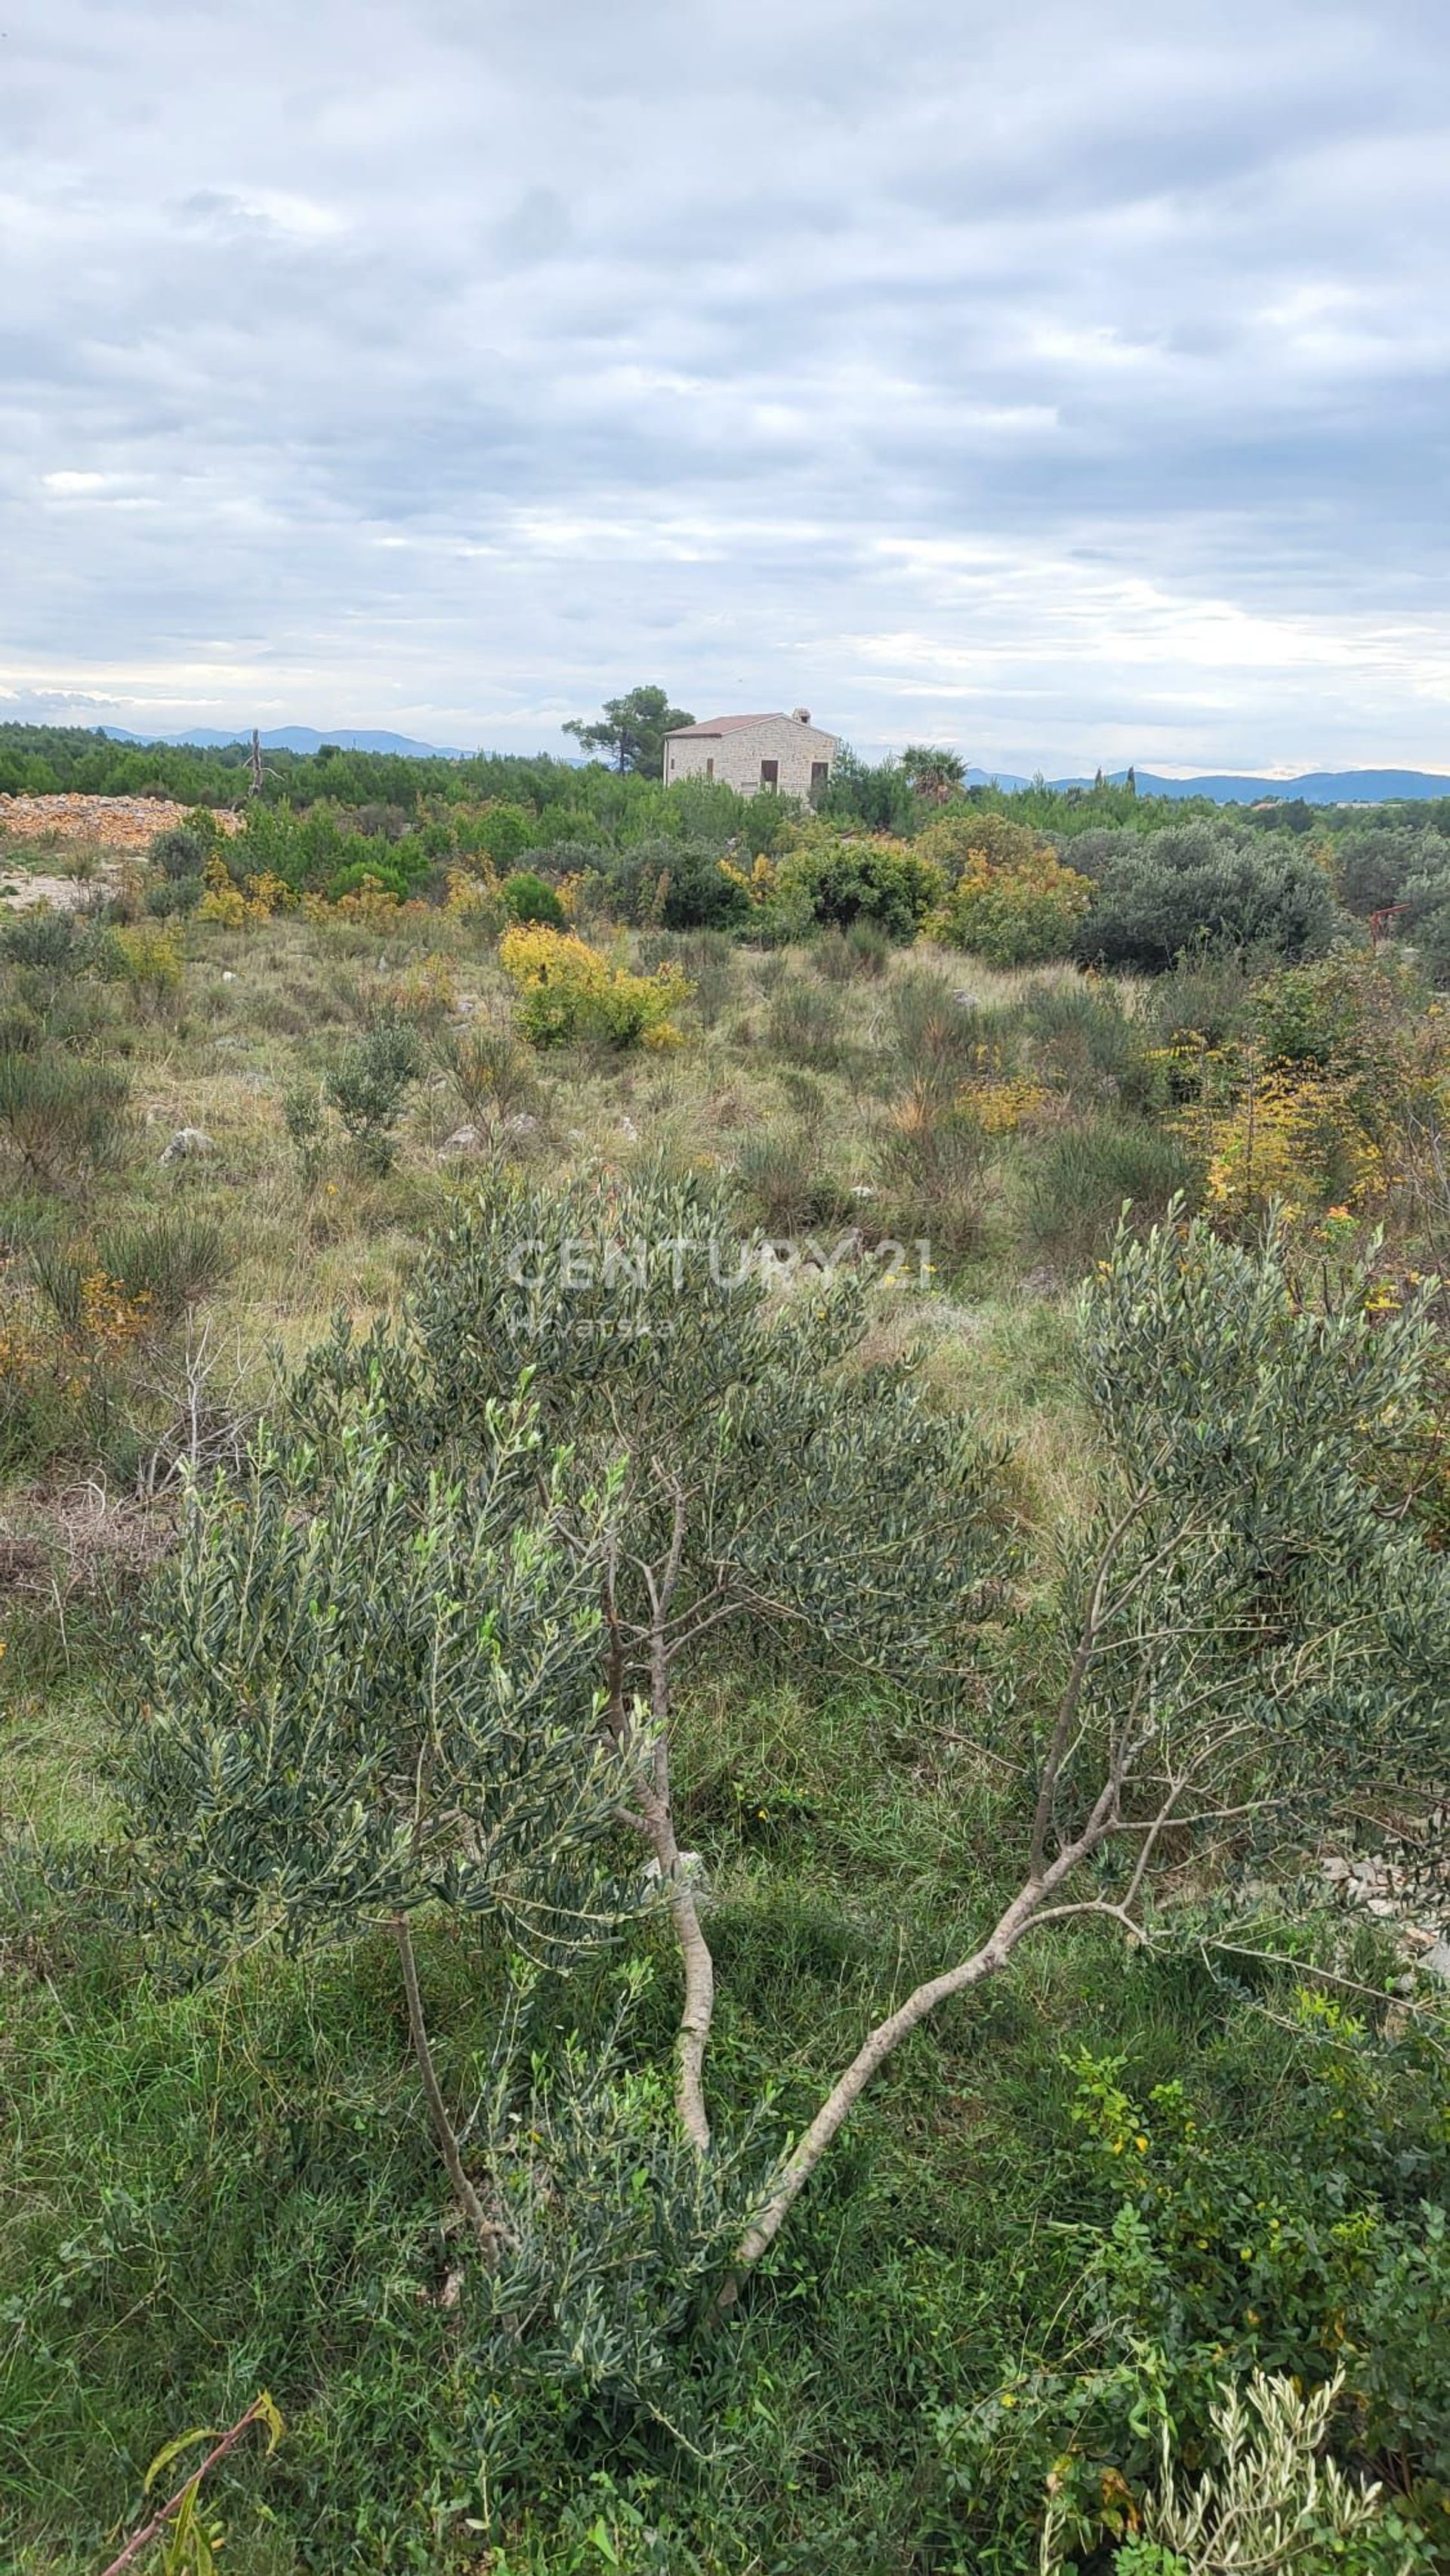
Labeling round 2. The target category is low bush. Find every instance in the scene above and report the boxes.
[1078,824,1340,971]
[915,810,1048,882]
[774,834,946,939]
[1008,979,1151,1107]
[499,925,692,1049]
[96,1210,233,1322]
[0,1049,131,1182]
[499,869,566,928]
[2,910,91,978]
[637,927,738,1023]
[324,1016,424,1170]
[1192,1063,1382,1231]
[440,1021,541,1127]
[875,1089,991,1254]
[814,919,892,981]
[144,869,204,919]
[1139,945,1260,1055]
[734,1119,852,1231]
[604,839,752,931]
[148,822,213,880]
[887,965,995,1099]
[766,974,849,1067]
[108,920,185,1013]
[940,846,1094,965]
[1020,1113,1200,1271]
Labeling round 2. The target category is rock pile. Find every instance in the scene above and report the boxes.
[0,793,243,851]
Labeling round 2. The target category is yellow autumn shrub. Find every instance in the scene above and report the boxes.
[498,925,692,1049]
[936,848,1093,965]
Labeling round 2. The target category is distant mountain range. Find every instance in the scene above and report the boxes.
[100,724,469,758]
[967,766,1450,805]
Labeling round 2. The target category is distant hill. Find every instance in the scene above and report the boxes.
[99,724,469,759]
[965,765,1450,805]
[1133,769,1450,804]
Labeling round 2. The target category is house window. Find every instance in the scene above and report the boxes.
[705,756,714,780]
[810,761,828,789]
[760,758,779,788]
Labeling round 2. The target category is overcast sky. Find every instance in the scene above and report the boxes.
[4,0,1450,772]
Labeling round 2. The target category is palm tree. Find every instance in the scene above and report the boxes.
[897,743,966,802]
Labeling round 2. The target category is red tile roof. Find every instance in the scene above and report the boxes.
[665,712,796,738]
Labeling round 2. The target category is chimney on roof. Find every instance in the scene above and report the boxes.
[791,706,810,724]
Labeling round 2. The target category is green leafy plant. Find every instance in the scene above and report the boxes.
[500,869,567,928]
[1078,825,1340,971]
[324,1015,422,1170]
[0,1046,131,1182]
[289,1165,1008,2159]
[101,2392,283,2576]
[1066,2371,1403,2576]
[119,1398,633,2253]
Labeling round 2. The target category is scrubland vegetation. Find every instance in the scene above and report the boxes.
[2,733,1449,2574]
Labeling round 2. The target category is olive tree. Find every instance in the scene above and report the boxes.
[126,1173,1450,2327]
[288,1167,1010,2151]
[728,1214,1450,2284]
[119,1395,632,2257]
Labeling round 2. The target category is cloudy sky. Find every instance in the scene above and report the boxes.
[4,0,1450,772]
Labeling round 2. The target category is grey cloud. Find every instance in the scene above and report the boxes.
[490,187,574,268]
[3,0,1450,767]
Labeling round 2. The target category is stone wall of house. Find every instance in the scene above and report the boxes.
[664,714,838,798]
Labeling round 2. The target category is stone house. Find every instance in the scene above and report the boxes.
[662,709,839,798]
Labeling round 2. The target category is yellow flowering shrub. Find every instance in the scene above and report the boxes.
[498,925,692,1049]
[444,866,502,922]
[936,849,1093,965]
[955,1076,1051,1134]
[110,921,184,1006]
[1187,1063,1384,1227]
[0,1265,152,1425]
[196,852,248,925]
[720,853,780,904]
[196,857,298,925]
[915,811,1045,879]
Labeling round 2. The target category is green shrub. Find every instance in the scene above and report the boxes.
[440,1021,541,1126]
[777,838,945,938]
[766,976,849,1067]
[145,871,204,919]
[1139,947,1260,1055]
[1078,825,1340,971]
[1335,823,1450,919]
[470,802,537,867]
[814,919,892,982]
[324,1017,422,1170]
[149,823,211,879]
[0,1049,131,1181]
[282,1079,328,1181]
[887,965,995,1099]
[500,869,566,928]
[637,928,737,1022]
[734,1120,852,1231]
[1020,1114,1200,1271]
[2,910,88,976]
[940,848,1093,965]
[96,1211,232,1322]
[603,839,751,932]
[1008,980,1150,1107]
